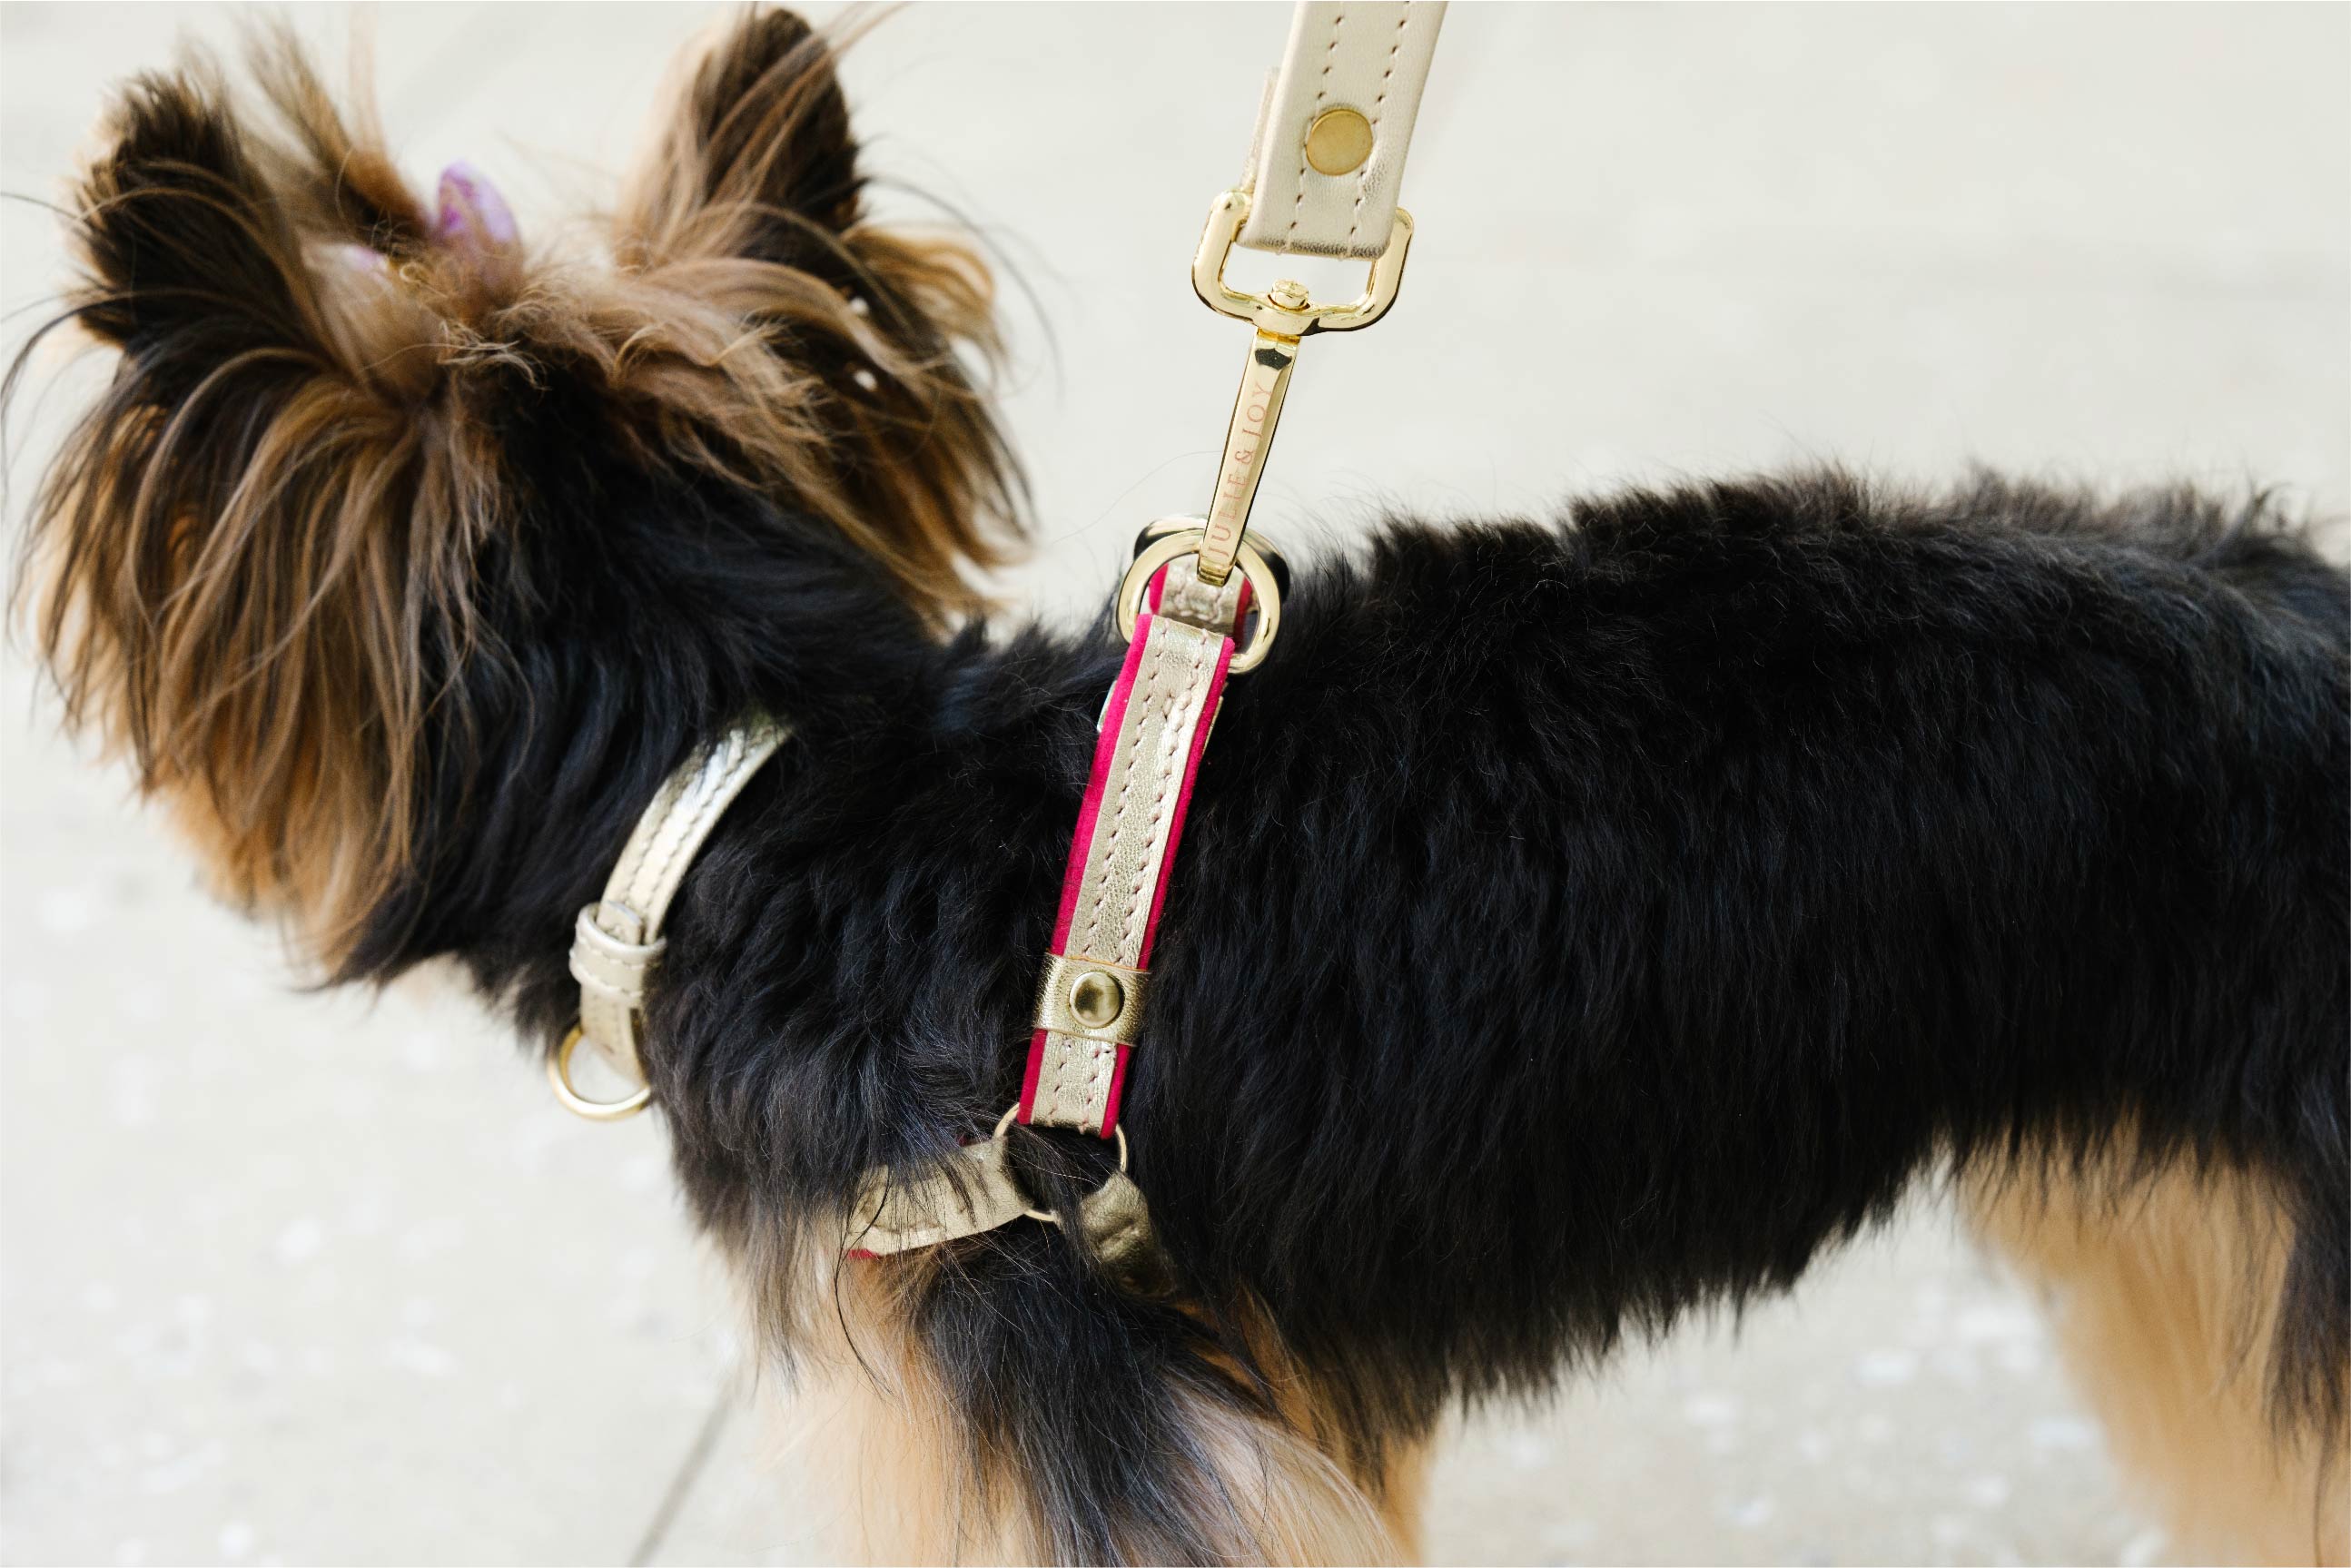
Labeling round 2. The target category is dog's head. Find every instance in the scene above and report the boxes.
[15,8,1019,966]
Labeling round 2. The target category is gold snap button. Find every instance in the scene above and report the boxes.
[1068,970,1125,1029]
[1304,107,1375,176]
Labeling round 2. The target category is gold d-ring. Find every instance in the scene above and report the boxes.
[548,1026,654,1121]
[992,1103,1129,1226]
[1115,526,1284,674]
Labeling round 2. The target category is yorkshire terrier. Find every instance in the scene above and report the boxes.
[12,9,2346,1563]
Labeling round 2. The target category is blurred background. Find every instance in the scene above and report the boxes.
[2,4,2344,1563]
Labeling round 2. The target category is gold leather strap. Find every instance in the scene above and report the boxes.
[847,1136,1035,1256]
[1025,575,1244,1134]
[1239,1,1447,261]
[837,2,1438,1253]
[566,716,789,1084]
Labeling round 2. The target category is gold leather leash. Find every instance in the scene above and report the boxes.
[1192,0,1443,586]
[846,3,1440,1260]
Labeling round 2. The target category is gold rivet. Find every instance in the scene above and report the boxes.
[1069,970,1125,1029]
[1303,107,1375,176]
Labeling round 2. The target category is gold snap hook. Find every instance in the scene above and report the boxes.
[1188,188,1414,589]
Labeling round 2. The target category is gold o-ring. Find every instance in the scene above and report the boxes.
[1114,528,1284,674]
[548,1025,654,1122]
[992,1102,1129,1226]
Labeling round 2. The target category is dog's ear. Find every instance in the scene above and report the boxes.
[628,7,863,264]
[617,7,1024,616]
[73,71,310,379]
[23,60,489,964]
[73,50,443,377]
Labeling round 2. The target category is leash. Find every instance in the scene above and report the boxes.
[854,0,1445,1260]
[551,3,1447,1274]
[1013,0,1442,1143]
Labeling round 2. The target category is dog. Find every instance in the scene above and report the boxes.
[11,9,2346,1562]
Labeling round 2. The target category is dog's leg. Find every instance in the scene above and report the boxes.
[1968,1153,2347,1565]
[1370,1435,1435,1563]
[789,1350,1415,1563]
[775,1264,1028,1562]
[774,1259,1417,1564]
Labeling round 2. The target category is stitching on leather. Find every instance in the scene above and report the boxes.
[579,939,656,974]
[580,724,783,1086]
[616,764,693,898]
[576,924,661,974]
[575,952,656,991]
[1081,1039,1111,1130]
[1044,1030,1076,1120]
[630,730,775,931]
[638,742,731,919]
[1121,629,1208,955]
[1079,629,1173,955]
[1043,622,1214,1129]
[1285,5,1345,247]
[629,748,710,915]
[1046,1032,1098,1128]
[1346,6,1410,250]
[1166,570,1242,634]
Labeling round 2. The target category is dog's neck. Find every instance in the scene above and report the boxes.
[341,498,944,992]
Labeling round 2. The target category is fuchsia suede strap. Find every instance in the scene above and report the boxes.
[1016,567,1250,1137]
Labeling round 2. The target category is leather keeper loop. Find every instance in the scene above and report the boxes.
[569,904,666,1010]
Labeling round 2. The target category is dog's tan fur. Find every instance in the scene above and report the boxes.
[769,1255,1416,1563]
[15,18,1017,966]
[1970,1151,2347,1565]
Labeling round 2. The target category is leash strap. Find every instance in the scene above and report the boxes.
[551,716,789,1119]
[1018,569,1250,1137]
[845,0,1441,1251]
[1239,2,1447,261]
[1015,3,1442,1135]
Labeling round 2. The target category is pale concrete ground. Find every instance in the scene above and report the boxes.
[1,3,2344,1563]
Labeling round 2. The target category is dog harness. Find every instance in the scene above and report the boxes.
[558,1,1445,1269]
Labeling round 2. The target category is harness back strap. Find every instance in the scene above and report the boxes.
[1018,569,1250,1136]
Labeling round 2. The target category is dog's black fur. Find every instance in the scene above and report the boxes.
[16,8,2349,1560]
[367,466,2348,1555]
